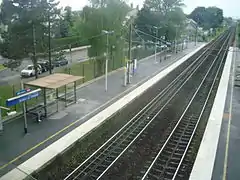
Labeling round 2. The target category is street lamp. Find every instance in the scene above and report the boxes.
[102,30,114,92]
[125,8,138,84]
[153,26,159,64]
[174,25,180,53]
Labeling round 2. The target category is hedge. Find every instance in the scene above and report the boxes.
[52,36,89,51]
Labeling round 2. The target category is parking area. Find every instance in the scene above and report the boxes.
[0,46,89,85]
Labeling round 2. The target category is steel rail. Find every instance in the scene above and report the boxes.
[64,32,227,180]
[141,32,231,180]
[94,34,228,180]
[172,31,231,180]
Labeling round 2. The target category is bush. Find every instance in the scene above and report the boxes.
[52,36,89,51]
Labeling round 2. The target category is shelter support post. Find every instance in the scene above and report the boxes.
[74,82,77,103]
[56,88,59,112]
[43,88,47,117]
[65,85,67,107]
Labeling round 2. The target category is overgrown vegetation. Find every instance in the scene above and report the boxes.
[188,6,224,30]
[0,0,229,115]
[0,64,6,71]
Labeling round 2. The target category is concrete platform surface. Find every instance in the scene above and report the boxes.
[211,46,240,180]
[0,42,204,178]
[189,46,233,180]
[190,45,240,180]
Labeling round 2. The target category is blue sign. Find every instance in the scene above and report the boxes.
[6,89,41,107]
[16,88,31,96]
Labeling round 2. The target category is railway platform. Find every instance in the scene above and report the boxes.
[0,42,205,179]
[190,45,240,180]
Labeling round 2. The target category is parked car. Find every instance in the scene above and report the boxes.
[38,60,54,73]
[52,50,68,67]
[53,56,68,67]
[21,64,42,77]
[3,59,21,69]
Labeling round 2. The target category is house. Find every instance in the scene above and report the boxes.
[185,18,198,41]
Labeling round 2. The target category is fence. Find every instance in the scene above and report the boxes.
[0,46,162,118]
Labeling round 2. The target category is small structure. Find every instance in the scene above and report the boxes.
[24,73,84,118]
[186,18,198,41]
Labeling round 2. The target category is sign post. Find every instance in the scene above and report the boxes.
[6,88,41,134]
[21,82,27,134]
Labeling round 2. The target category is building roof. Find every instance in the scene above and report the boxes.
[186,18,198,30]
[25,73,84,89]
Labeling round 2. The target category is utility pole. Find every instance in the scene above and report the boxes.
[153,26,158,64]
[195,17,199,46]
[32,22,38,79]
[48,12,52,74]
[102,30,114,92]
[127,20,132,84]
[105,33,109,92]
[175,26,178,54]
[195,25,198,46]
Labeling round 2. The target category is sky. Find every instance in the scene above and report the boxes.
[59,0,240,18]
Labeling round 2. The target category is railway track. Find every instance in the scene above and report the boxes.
[63,30,232,180]
[141,32,231,180]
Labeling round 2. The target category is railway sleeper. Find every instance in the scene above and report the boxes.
[169,156,181,163]
[171,150,184,157]
[178,141,188,147]
[119,141,130,147]
[148,172,161,179]
[155,162,166,169]
[157,159,168,167]
[166,165,178,172]
[162,151,173,157]
[95,164,108,171]
[91,173,101,179]
[172,136,182,141]
[151,167,164,175]
[187,123,197,129]
[182,134,193,140]
[165,147,177,152]
[172,152,183,158]
[169,140,180,146]
[164,170,174,179]
[117,142,129,148]
[137,123,147,130]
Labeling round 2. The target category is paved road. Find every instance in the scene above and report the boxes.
[0,44,185,85]
[0,42,204,177]
[0,48,89,85]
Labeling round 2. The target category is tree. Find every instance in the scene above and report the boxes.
[134,0,186,43]
[188,6,224,29]
[53,6,73,38]
[64,6,73,27]
[81,0,129,75]
[0,0,60,78]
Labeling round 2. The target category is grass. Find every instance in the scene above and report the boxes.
[0,47,155,118]
[0,64,6,71]
[0,83,21,116]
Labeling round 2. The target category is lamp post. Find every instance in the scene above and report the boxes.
[174,25,180,53]
[102,30,114,92]
[153,26,159,64]
[125,8,138,84]
[195,25,198,46]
